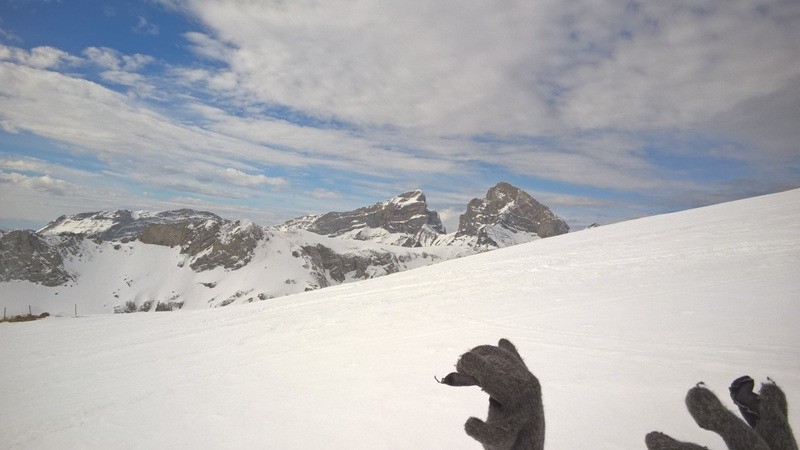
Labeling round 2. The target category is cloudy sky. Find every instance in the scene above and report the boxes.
[1,0,798,232]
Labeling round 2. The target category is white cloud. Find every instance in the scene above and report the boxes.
[0,157,105,185]
[24,47,76,69]
[83,47,154,71]
[0,25,21,42]
[133,16,160,36]
[309,188,340,199]
[167,1,562,134]
[163,0,800,141]
[0,57,404,189]
[183,32,232,61]
[82,47,119,70]
[100,70,146,86]
[558,2,800,130]
[0,45,785,201]
[160,1,800,194]
[163,181,253,199]
[181,103,465,175]
[219,168,288,188]
[0,60,276,196]
[705,76,800,161]
[0,44,80,69]
[436,207,462,234]
[0,170,77,196]
[98,70,158,97]
[0,158,45,173]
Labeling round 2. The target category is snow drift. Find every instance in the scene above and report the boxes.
[1,189,798,449]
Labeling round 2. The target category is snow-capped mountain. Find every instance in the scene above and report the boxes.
[451,182,570,248]
[280,182,570,249]
[1,182,564,315]
[2,188,797,449]
[38,209,223,241]
[277,189,446,247]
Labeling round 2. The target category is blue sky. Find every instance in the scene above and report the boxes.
[1,0,798,232]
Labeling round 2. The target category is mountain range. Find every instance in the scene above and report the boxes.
[0,182,569,315]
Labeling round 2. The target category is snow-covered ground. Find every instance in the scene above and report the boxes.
[0,229,463,315]
[1,189,799,449]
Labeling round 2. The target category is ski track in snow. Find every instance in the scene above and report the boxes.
[1,189,800,449]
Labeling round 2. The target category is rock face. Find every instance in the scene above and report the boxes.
[139,219,264,272]
[0,230,77,286]
[279,190,446,247]
[455,182,570,248]
[298,244,431,289]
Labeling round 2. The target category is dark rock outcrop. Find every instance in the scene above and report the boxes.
[135,218,265,271]
[279,190,446,247]
[299,244,404,287]
[456,182,570,248]
[0,230,77,286]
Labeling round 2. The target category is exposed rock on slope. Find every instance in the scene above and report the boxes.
[139,219,264,271]
[299,243,436,288]
[279,190,446,247]
[0,230,77,286]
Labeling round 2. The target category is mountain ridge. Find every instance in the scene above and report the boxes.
[276,189,447,247]
[0,182,568,314]
[278,182,569,249]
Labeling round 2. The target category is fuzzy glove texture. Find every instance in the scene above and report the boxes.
[646,378,797,450]
[438,339,544,450]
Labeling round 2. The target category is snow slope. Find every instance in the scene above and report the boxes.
[0,229,461,315]
[1,189,799,449]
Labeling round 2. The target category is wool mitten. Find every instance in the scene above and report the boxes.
[438,339,544,450]
[646,378,797,450]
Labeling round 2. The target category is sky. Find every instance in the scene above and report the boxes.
[0,0,798,232]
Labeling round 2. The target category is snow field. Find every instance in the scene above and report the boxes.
[1,189,799,449]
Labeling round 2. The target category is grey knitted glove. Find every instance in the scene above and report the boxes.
[646,378,797,450]
[438,339,544,450]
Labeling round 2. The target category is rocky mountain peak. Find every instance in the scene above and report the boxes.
[278,189,446,247]
[456,182,570,248]
[388,189,424,206]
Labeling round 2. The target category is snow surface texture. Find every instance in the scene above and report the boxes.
[1,189,799,449]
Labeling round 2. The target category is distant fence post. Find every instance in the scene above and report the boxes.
[75,304,77,318]
[29,305,32,316]
[3,307,5,319]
